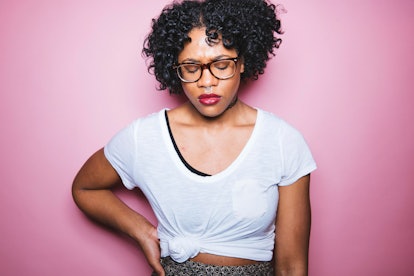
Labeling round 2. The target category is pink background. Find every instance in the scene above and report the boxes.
[1,0,413,275]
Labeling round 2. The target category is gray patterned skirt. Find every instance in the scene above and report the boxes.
[151,257,274,276]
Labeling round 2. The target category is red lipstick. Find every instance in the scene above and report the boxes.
[198,93,221,105]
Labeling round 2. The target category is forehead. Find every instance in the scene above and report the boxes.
[178,28,237,61]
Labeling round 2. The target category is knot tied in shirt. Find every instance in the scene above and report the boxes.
[166,236,201,263]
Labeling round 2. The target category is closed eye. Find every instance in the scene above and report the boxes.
[181,64,200,74]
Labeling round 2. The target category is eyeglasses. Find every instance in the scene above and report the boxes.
[173,57,239,83]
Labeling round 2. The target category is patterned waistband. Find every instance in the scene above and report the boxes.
[152,256,274,276]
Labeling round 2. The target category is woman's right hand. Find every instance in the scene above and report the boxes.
[138,226,165,276]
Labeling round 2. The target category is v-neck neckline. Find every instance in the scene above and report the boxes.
[159,108,262,183]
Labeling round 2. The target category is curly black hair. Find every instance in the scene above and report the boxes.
[142,0,283,94]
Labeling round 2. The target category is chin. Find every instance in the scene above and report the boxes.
[192,105,220,117]
[202,109,230,119]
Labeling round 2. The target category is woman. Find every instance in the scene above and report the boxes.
[72,0,317,275]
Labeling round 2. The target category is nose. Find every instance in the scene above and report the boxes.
[197,67,218,88]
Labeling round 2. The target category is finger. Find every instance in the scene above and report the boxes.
[151,262,165,276]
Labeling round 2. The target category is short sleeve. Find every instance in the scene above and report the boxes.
[104,119,141,190]
[278,123,317,186]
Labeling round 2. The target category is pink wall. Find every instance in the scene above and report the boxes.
[1,0,413,275]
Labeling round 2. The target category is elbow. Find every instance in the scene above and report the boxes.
[71,179,81,208]
[71,173,87,208]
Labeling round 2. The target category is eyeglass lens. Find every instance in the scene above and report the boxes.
[177,59,237,82]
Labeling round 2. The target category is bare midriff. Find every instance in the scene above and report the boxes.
[190,253,261,266]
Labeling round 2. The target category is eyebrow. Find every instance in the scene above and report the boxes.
[179,55,234,64]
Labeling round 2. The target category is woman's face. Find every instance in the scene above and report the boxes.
[178,27,244,118]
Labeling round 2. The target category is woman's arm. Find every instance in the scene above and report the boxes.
[274,174,311,276]
[72,148,164,275]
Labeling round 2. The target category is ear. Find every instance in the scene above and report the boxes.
[239,57,245,73]
[237,57,244,74]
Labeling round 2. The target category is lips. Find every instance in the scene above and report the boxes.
[198,93,221,105]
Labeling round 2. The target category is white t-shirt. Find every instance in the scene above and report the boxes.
[104,108,317,263]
